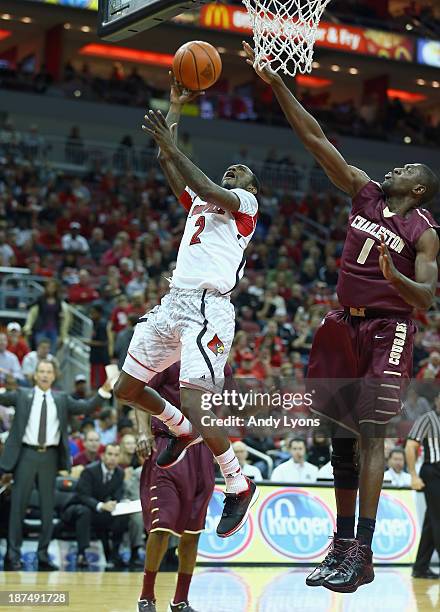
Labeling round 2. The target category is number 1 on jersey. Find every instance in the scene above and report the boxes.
[357,237,375,264]
[190,215,206,245]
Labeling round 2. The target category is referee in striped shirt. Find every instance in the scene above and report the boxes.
[405,392,440,579]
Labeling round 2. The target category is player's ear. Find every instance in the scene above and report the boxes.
[412,184,426,197]
[246,185,257,195]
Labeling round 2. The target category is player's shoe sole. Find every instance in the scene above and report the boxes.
[156,434,203,469]
[217,480,259,538]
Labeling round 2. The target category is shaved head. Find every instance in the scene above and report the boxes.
[418,164,440,205]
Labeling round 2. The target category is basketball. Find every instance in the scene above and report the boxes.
[173,40,222,91]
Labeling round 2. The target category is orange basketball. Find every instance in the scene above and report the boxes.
[173,40,222,91]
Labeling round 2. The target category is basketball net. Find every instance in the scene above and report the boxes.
[242,0,332,76]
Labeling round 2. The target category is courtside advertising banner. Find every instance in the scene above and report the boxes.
[198,484,419,564]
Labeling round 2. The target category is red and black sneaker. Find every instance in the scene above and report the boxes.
[306,535,355,587]
[322,539,374,593]
[216,477,259,538]
[156,432,202,469]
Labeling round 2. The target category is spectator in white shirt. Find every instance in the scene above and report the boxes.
[271,438,318,483]
[22,338,57,384]
[384,448,411,488]
[61,222,89,254]
[232,441,263,482]
[0,333,23,383]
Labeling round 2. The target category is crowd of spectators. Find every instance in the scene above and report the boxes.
[1,56,440,149]
[0,115,438,568]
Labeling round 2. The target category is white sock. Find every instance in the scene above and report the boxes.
[156,400,192,436]
[216,444,248,494]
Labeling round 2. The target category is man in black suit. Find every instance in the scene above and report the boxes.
[62,443,129,568]
[0,359,112,571]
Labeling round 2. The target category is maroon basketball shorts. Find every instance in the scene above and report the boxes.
[140,437,215,536]
[307,309,416,434]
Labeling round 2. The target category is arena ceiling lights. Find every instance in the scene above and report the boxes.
[79,43,174,66]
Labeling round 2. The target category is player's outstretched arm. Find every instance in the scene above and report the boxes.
[242,42,369,198]
[378,230,439,310]
[143,110,241,212]
[154,72,203,199]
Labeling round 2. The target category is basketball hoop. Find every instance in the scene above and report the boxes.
[242,0,332,76]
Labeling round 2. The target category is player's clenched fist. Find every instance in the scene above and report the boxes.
[137,433,156,458]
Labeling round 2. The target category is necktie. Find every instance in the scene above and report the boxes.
[37,394,47,447]
[105,471,112,484]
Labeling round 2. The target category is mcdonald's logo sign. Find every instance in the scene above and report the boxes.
[201,4,231,29]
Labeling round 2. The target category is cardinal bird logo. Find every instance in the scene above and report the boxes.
[207,334,225,356]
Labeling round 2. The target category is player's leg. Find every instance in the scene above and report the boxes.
[139,440,192,612]
[167,443,213,611]
[306,311,361,587]
[324,317,416,593]
[116,373,193,437]
[139,530,170,608]
[168,533,200,611]
[306,435,359,587]
[114,306,192,437]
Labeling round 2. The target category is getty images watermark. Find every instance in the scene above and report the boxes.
[200,389,320,430]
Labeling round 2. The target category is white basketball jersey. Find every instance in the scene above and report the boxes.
[171,186,258,294]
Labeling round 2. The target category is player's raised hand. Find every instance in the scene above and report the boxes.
[242,41,281,85]
[142,110,176,152]
[169,70,204,105]
[377,234,400,282]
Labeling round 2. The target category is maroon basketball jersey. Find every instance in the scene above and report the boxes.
[337,181,439,314]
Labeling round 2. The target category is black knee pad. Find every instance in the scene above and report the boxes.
[331,437,359,490]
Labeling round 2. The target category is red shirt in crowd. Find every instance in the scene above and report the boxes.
[72,450,102,466]
[68,283,100,305]
[110,305,134,333]
[7,339,30,364]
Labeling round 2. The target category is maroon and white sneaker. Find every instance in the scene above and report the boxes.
[156,432,202,469]
[216,477,259,538]
[322,539,375,593]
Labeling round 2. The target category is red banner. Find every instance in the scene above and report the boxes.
[200,5,414,62]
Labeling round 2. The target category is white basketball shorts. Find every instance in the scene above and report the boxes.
[122,287,235,392]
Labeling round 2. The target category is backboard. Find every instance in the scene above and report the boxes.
[97,0,209,41]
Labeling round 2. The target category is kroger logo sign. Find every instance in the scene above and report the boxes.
[372,493,416,560]
[198,488,253,560]
[258,488,334,560]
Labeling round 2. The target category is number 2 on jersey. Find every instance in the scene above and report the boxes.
[190,215,206,245]
[357,237,375,264]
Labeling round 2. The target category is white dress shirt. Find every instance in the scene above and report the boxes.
[23,387,60,446]
[383,468,411,488]
[271,459,319,483]
[242,463,263,482]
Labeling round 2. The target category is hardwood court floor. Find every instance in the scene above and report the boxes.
[0,567,438,612]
